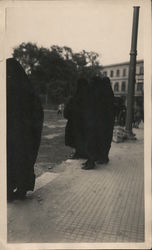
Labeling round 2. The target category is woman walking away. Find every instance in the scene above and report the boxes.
[82,76,115,170]
[7,58,44,201]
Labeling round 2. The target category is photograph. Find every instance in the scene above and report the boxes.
[0,0,151,249]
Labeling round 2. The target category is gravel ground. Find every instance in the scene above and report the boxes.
[34,110,73,177]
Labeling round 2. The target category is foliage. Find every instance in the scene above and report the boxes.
[13,42,103,104]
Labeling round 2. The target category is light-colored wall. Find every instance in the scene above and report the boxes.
[102,60,144,98]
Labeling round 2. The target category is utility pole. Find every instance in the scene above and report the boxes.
[125,6,140,139]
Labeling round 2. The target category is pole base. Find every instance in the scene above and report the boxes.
[123,130,137,140]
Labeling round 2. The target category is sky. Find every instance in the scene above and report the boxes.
[5,0,144,66]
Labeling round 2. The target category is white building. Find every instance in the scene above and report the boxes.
[102,60,144,108]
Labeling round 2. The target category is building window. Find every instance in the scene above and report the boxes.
[121,81,126,92]
[110,70,114,77]
[114,82,119,92]
[139,66,143,74]
[103,71,107,76]
[116,69,120,77]
[137,82,143,92]
[123,68,126,76]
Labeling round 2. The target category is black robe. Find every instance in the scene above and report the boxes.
[64,79,88,156]
[85,76,115,161]
[7,58,44,195]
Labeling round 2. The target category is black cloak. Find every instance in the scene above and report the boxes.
[85,76,115,161]
[7,58,44,196]
[64,78,88,156]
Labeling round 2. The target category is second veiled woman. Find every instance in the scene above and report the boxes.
[82,76,115,170]
[64,78,89,159]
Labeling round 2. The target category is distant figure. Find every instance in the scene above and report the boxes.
[82,76,115,170]
[57,103,64,116]
[7,58,44,201]
[118,104,126,126]
[133,107,142,128]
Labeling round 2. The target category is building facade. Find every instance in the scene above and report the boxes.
[102,60,144,109]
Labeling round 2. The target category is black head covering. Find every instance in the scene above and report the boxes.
[76,78,88,97]
[90,76,113,98]
[6,58,34,95]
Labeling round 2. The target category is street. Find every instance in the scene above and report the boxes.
[7,110,144,243]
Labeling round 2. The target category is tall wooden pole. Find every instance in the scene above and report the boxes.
[125,6,140,139]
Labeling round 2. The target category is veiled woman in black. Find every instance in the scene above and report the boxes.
[7,58,44,201]
[82,76,115,170]
[64,78,89,159]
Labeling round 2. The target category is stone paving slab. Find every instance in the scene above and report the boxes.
[7,128,144,243]
[44,133,63,140]
[33,172,59,191]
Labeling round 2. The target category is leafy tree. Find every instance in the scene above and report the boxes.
[13,43,39,74]
[48,79,67,104]
[13,42,103,104]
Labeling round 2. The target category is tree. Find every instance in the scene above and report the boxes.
[13,43,103,104]
[72,50,102,79]
[13,42,39,74]
[48,79,67,104]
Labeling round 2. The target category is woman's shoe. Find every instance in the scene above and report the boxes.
[13,190,26,200]
[81,160,95,170]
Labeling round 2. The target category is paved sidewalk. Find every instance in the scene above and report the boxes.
[7,126,144,243]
